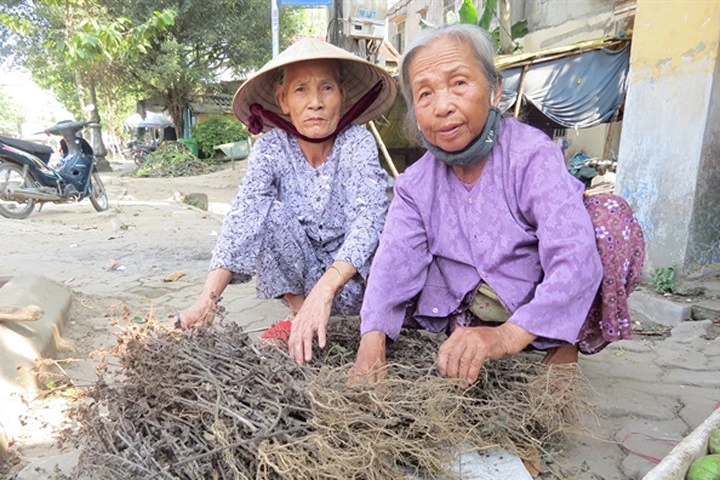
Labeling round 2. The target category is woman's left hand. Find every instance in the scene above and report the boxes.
[437,323,536,388]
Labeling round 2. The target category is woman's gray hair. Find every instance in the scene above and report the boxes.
[400,24,501,142]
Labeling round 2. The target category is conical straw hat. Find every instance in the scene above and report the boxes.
[233,37,396,132]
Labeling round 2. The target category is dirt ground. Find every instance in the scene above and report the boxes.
[1,158,284,477]
[1,157,717,480]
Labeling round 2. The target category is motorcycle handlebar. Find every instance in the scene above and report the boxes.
[44,120,88,136]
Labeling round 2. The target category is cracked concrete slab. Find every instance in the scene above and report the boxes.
[0,275,71,461]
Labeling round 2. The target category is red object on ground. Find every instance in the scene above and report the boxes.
[260,320,292,344]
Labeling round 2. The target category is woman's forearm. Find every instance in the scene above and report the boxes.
[200,268,234,302]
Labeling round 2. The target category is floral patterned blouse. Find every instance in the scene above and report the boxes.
[209,125,390,281]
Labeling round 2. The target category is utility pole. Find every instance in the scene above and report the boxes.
[272,0,280,57]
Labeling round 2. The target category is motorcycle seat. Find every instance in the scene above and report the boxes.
[0,135,54,157]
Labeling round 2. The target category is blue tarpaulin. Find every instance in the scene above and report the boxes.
[499,44,630,128]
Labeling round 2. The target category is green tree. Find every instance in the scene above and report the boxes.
[1,1,175,169]
[191,114,248,159]
[0,87,24,136]
[457,0,528,54]
[2,0,307,151]
[97,0,305,139]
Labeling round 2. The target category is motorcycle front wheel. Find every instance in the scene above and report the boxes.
[133,150,147,166]
[89,171,109,212]
[0,162,36,219]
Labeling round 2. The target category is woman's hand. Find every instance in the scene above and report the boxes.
[173,269,232,330]
[288,261,356,365]
[348,331,387,384]
[437,323,536,388]
[175,296,217,329]
[288,284,334,364]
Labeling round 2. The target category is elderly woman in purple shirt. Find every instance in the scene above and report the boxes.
[352,24,644,387]
[177,38,396,362]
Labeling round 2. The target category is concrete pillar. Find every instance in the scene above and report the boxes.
[616,0,720,280]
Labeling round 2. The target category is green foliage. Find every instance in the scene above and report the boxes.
[458,0,479,26]
[2,0,308,140]
[0,88,24,136]
[134,141,216,177]
[190,115,248,159]
[477,0,496,30]
[454,0,528,53]
[651,266,676,294]
[1,1,175,131]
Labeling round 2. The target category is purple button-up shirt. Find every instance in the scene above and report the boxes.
[360,118,602,347]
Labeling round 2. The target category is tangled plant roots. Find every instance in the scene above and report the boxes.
[67,319,586,479]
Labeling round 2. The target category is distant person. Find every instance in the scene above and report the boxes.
[163,126,177,142]
[351,24,645,387]
[175,38,396,366]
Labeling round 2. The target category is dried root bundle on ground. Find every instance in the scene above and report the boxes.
[66,319,586,480]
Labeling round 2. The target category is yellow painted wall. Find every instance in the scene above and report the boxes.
[630,0,720,79]
[616,0,720,277]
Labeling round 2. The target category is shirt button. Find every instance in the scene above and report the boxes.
[432,307,439,314]
[468,198,473,204]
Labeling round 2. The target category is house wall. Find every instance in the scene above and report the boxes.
[615,0,720,279]
[514,0,622,161]
[520,0,616,51]
[386,0,626,160]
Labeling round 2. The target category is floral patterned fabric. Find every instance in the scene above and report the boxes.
[576,192,645,353]
[209,125,390,314]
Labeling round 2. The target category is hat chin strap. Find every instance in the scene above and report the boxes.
[245,80,383,143]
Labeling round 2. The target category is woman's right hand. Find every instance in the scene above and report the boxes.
[174,269,233,329]
[175,296,217,329]
[348,331,388,384]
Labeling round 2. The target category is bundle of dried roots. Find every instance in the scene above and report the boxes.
[66,319,585,479]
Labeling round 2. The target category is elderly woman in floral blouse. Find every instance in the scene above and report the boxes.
[178,38,396,365]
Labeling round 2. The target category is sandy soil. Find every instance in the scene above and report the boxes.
[1,158,289,478]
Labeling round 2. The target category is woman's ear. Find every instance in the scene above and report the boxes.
[276,84,289,114]
[492,80,502,108]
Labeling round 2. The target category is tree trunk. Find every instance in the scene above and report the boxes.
[165,86,186,141]
[169,103,184,141]
[499,0,513,55]
[87,81,111,172]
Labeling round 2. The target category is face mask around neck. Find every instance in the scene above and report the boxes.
[421,107,502,168]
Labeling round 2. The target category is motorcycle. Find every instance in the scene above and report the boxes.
[0,120,109,219]
[126,138,159,166]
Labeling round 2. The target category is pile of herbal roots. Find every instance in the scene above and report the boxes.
[66,319,585,479]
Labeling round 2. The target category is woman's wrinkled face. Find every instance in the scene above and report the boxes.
[409,36,497,152]
[277,59,343,139]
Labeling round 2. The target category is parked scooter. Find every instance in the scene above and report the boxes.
[129,139,158,166]
[0,120,108,219]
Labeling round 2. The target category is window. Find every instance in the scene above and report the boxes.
[394,21,406,53]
